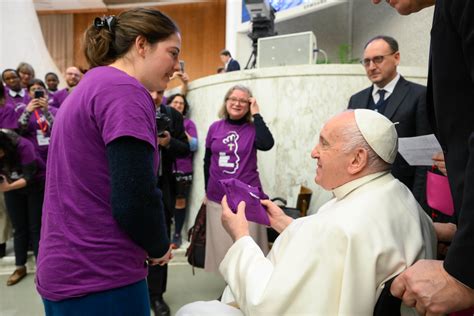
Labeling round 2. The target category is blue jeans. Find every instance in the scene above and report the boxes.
[42,279,150,316]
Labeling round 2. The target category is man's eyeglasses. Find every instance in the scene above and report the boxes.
[360,52,397,67]
[227,97,249,106]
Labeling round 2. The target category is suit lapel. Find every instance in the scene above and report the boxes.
[384,76,409,120]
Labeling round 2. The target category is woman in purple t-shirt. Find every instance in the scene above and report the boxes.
[204,84,274,273]
[36,8,181,316]
[168,93,198,248]
[17,79,57,163]
[0,130,45,286]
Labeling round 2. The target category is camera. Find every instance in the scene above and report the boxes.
[156,111,171,137]
[34,90,44,99]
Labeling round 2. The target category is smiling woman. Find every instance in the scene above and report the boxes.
[36,8,180,316]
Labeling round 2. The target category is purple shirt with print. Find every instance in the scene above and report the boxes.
[206,119,261,203]
[36,66,159,301]
[174,118,197,174]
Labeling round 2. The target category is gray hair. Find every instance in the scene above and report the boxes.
[339,112,391,172]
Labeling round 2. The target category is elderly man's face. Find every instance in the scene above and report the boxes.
[363,39,399,88]
[311,113,354,190]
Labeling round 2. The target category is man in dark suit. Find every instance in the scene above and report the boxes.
[149,90,190,316]
[348,35,432,208]
[371,1,474,314]
[220,49,241,72]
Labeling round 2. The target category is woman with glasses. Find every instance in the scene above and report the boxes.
[203,84,274,273]
[168,93,197,249]
[17,79,57,163]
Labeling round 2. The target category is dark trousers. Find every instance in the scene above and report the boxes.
[147,174,174,300]
[4,184,44,266]
[42,279,150,316]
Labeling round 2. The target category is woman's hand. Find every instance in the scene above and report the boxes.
[249,97,260,115]
[148,245,173,266]
[38,97,49,112]
[26,99,41,113]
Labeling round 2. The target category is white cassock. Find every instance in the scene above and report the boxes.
[177,172,436,316]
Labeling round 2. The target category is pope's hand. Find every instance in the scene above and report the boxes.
[221,195,249,242]
[261,199,293,233]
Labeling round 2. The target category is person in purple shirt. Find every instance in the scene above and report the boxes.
[53,66,82,107]
[17,79,57,163]
[36,8,181,316]
[16,62,35,89]
[43,72,62,109]
[203,84,274,273]
[168,93,198,248]
[0,130,45,286]
[1,69,30,112]
[44,72,59,94]
[0,83,22,129]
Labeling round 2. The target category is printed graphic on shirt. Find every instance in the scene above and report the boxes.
[219,131,240,174]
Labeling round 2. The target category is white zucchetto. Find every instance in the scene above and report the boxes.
[354,109,398,164]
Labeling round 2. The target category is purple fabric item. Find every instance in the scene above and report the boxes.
[219,178,270,226]
[206,119,261,203]
[174,118,197,174]
[54,88,69,107]
[16,136,46,182]
[22,107,57,163]
[36,66,158,301]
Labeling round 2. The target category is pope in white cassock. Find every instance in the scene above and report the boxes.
[178,109,436,315]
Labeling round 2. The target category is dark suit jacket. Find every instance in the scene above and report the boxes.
[430,0,474,288]
[226,58,241,72]
[348,76,432,206]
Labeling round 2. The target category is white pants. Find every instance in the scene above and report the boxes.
[176,300,243,316]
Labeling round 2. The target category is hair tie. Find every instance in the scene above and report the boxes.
[94,16,116,33]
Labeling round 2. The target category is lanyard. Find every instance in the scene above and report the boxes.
[34,110,48,135]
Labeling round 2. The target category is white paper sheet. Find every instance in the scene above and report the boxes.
[398,134,443,166]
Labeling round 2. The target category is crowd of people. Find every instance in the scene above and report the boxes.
[0,62,81,286]
[1,1,474,315]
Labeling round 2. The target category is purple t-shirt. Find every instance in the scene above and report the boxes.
[0,102,22,129]
[36,66,158,301]
[54,88,69,107]
[5,136,46,183]
[206,119,261,203]
[22,107,57,163]
[47,91,62,108]
[174,118,197,174]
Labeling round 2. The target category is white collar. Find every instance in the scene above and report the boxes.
[8,88,26,98]
[332,171,389,200]
[372,73,400,97]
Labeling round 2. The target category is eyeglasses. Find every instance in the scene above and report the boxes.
[360,52,397,67]
[226,97,249,106]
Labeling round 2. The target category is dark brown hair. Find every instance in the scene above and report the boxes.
[84,8,179,68]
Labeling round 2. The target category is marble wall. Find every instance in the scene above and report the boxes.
[183,64,427,230]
